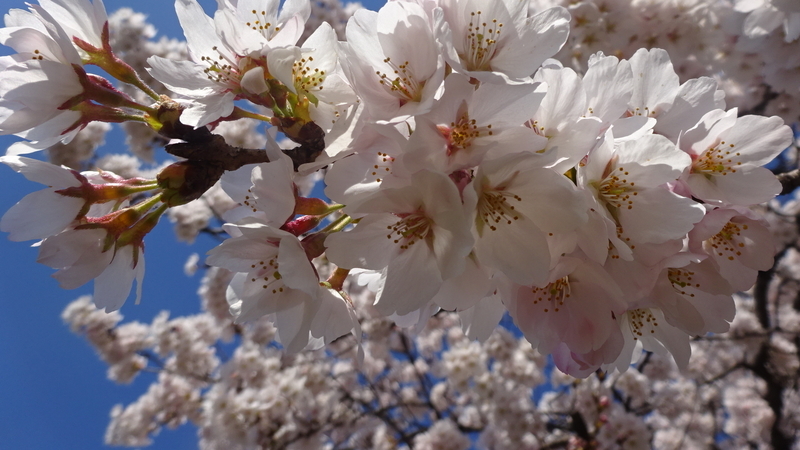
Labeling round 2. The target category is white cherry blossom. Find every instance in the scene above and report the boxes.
[437,0,570,84]
[400,73,547,174]
[325,169,474,315]
[147,0,310,126]
[580,132,705,245]
[339,1,445,122]
[466,152,587,286]
[679,108,792,206]
[688,207,776,291]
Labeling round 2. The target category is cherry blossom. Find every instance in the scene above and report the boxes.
[679,108,793,206]
[339,1,445,122]
[325,169,474,316]
[580,132,705,245]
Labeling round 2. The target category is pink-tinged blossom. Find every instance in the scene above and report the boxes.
[215,0,310,50]
[207,223,317,347]
[0,60,84,148]
[688,207,775,291]
[219,149,296,226]
[0,7,86,148]
[607,307,691,373]
[208,223,318,319]
[323,123,409,213]
[0,0,127,150]
[339,1,445,122]
[0,155,149,311]
[437,0,570,84]
[602,236,685,302]
[505,256,627,358]
[679,108,792,206]
[649,259,736,336]
[325,170,474,316]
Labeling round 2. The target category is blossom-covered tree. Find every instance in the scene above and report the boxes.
[2,0,800,448]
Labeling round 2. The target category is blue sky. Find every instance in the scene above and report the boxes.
[0,0,383,448]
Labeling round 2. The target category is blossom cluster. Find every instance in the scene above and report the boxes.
[66,259,800,448]
[0,0,795,380]
[1,0,798,447]
[537,0,800,123]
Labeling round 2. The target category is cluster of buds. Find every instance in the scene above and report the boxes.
[0,155,162,310]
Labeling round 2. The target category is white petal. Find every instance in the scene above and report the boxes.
[93,245,138,312]
[1,188,83,241]
[618,188,705,244]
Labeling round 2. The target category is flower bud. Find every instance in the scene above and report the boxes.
[157,160,225,207]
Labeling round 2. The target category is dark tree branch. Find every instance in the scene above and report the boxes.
[778,169,800,196]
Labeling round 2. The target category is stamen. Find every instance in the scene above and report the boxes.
[478,189,522,232]
[250,257,285,294]
[668,268,700,297]
[627,309,659,340]
[530,277,571,313]
[376,57,423,105]
[386,212,432,250]
[293,56,326,93]
[200,46,242,86]
[599,166,638,210]
[464,11,503,71]
[369,151,394,183]
[246,9,280,39]
[693,140,741,176]
[708,221,747,261]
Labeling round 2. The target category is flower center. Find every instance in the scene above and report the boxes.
[598,166,638,210]
[692,140,742,176]
[386,213,432,250]
[250,256,286,294]
[200,46,242,86]
[528,119,547,137]
[376,57,423,106]
[293,56,325,94]
[626,308,659,340]
[477,188,522,232]
[529,277,570,313]
[438,109,494,155]
[708,221,747,261]
[668,268,701,297]
[369,151,394,183]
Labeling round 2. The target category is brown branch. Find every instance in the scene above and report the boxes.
[164,135,272,171]
[779,169,800,196]
[744,345,795,449]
